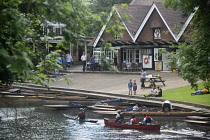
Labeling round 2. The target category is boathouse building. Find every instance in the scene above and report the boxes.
[90,0,195,71]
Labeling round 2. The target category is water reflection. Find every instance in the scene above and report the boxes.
[0,106,210,140]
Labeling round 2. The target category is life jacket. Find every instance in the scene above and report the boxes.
[132,118,137,124]
[145,116,151,123]
[119,113,124,120]
[78,111,86,120]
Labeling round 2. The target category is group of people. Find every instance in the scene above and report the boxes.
[132,104,147,112]
[74,99,173,126]
[55,52,74,76]
[144,87,162,97]
[81,52,95,72]
[128,79,138,95]
[115,110,156,125]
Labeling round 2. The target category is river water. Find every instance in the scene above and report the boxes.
[0,102,210,140]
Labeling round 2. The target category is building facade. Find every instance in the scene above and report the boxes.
[90,0,195,71]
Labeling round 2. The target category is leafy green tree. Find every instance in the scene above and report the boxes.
[0,0,95,87]
[164,0,210,89]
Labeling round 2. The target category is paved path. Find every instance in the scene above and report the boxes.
[49,65,190,96]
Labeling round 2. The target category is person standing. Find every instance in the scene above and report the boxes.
[142,114,156,125]
[140,69,146,89]
[133,79,137,95]
[81,52,87,72]
[128,79,133,95]
[113,54,118,70]
[61,52,67,70]
[162,100,172,112]
[66,53,73,69]
[89,55,95,71]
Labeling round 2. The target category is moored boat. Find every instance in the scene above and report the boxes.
[69,98,121,105]
[104,118,160,130]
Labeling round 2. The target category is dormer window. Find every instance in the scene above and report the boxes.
[154,28,161,40]
[115,34,121,40]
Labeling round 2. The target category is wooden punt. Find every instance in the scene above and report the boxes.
[87,106,116,111]
[94,111,204,116]
[43,104,87,109]
[184,116,210,125]
[183,120,210,125]
[69,98,121,105]
[104,118,160,130]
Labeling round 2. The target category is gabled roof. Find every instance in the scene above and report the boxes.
[155,3,196,41]
[115,5,151,38]
[92,1,195,47]
[129,0,164,6]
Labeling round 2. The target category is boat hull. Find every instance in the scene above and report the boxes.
[104,118,160,130]
[69,99,121,105]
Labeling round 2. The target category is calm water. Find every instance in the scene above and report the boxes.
[0,103,210,140]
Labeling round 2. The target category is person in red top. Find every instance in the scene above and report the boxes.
[142,114,156,125]
[128,115,138,125]
[74,108,86,120]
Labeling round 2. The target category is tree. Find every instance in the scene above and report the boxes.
[0,0,95,87]
[164,0,210,89]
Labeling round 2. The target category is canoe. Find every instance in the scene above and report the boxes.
[69,98,121,105]
[63,114,98,123]
[104,118,160,130]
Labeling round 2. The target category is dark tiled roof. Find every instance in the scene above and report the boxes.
[130,0,164,5]
[155,3,189,37]
[115,5,151,37]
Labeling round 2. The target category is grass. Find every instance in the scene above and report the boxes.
[143,83,210,105]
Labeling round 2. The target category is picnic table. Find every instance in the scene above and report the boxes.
[145,75,166,88]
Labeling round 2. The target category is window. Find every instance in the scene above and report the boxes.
[154,28,161,40]
[56,28,61,36]
[115,34,121,40]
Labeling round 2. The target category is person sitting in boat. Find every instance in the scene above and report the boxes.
[142,114,156,125]
[162,100,173,112]
[141,106,148,112]
[75,108,86,120]
[115,110,125,124]
[128,115,138,125]
[132,104,139,111]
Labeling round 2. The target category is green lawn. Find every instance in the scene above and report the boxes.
[143,83,210,105]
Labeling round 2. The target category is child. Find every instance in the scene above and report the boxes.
[128,79,133,95]
[133,79,137,95]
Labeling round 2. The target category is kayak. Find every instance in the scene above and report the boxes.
[104,118,160,130]
[63,114,98,123]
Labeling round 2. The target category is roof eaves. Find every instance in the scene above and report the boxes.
[133,3,155,41]
[176,7,198,41]
[115,10,135,41]
[154,4,177,41]
[93,9,115,47]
